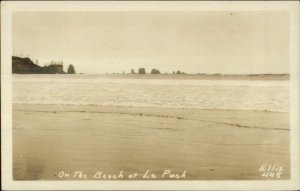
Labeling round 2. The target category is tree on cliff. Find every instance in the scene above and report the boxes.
[67,64,76,74]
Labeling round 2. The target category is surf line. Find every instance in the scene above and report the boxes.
[15,109,289,131]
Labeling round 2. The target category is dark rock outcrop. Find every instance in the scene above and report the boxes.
[176,70,181,74]
[67,64,76,74]
[138,68,146,74]
[12,56,66,74]
[151,69,161,74]
[47,64,65,74]
[13,56,46,74]
[131,69,135,74]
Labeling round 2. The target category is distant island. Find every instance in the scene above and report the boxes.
[123,68,290,80]
[12,56,76,74]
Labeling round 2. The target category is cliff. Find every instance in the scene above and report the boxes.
[13,56,45,74]
[12,56,68,74]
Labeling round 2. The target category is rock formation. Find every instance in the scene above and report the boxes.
[48,64,64,74]
[131,69,135,74]
[12,56,66,74]
[176,70,181,74]
[67,64,76,74]
[12,56,70,74]
[151,69,161,74]
[138,68,146,74]
[12,56,44,74]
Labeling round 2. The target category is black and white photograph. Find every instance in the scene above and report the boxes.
[1,1,299,190]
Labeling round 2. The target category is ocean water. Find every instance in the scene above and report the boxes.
[12,74,289,112]
[13,74,290,180]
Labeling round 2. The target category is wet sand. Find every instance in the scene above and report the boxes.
[13,104,290,180]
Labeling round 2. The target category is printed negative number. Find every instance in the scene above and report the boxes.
[259,165,283,179]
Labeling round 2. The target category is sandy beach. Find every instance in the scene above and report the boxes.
[13,104,290,180]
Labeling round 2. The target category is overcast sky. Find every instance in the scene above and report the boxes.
[13,11,289,74]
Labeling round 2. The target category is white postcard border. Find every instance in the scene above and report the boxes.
[1,1,299,190]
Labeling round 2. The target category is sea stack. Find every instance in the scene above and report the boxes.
[138,68,146,74]
[151,69,161,74]
[67,64,76,74]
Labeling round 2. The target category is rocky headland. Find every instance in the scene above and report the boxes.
[12,56,76,74]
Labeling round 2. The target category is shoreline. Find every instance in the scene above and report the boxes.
[12,73,290,81]
[13,103,289,113]
[13,104,290,180]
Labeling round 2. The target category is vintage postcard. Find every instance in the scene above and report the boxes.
[1,1,299,190]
